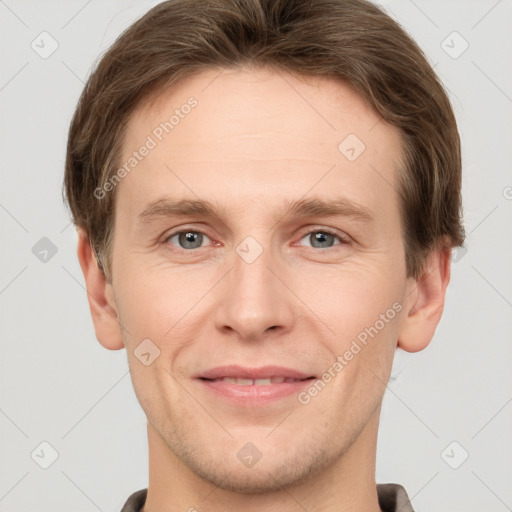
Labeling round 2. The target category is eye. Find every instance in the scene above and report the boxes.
[165,230,212,250]
[297,229,347,249]
[163,228,347,251]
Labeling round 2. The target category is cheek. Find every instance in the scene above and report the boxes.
[113,263,216,414]
[304,263,403,331]
[301,265,403,386]
[115,261,209,344]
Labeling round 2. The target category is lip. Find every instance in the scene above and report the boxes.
[198,365,313,380]
[195,365,315,405]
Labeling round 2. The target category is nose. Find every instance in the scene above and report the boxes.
[214,240,295,343]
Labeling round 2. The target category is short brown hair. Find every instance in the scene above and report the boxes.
[64,0,465,280]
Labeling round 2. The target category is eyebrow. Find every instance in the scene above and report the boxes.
[137,196,374,226]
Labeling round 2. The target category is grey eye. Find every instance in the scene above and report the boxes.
[300,231,340,249]
[168,231,209,249]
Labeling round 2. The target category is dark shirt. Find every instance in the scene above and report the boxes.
[120,483,414,511]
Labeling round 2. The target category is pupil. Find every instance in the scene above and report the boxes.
[313,232,332,248]
[180,231,202,249]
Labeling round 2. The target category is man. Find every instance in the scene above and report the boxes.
[63,0,464,510]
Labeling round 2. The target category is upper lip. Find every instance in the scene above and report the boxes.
[198,365,314,380]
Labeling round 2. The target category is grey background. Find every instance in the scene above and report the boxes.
[0,0,511,510]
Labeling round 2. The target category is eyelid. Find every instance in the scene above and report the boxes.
[294,226,350,246]
[162,225,350,250]
[163,225,215,247]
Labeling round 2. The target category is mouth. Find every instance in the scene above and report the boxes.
[195,365,316,405]
[200,376,311,385]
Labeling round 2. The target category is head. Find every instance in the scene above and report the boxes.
[64,0,464,495]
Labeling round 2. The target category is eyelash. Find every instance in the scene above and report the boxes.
[163,227,349,251]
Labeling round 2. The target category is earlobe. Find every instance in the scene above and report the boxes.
[397,245,452,353]
[76,228,125,350]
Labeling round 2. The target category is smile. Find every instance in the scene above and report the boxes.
[204,376,307,385]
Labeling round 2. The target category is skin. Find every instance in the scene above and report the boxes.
[77,66,451,512]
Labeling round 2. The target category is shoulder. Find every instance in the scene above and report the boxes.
[377,483,415,512]
[120,488,147,512]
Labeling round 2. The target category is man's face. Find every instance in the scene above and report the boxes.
[108,66,415,491]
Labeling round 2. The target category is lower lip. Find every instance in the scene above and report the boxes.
[197,378,314,405]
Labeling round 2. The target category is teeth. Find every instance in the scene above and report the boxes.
[254,378,272,385]
[215,376,300,385]
[234,378,254,386]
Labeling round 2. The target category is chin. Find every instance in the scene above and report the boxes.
[192,462,318,494]
[172,436,333,494]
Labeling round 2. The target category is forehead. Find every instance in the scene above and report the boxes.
[127,66,400,159]
[117,66,404,220]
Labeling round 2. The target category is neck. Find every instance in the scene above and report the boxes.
[143,408,383,512]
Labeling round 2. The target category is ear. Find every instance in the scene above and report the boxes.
[76,228,125,350]
[398,244,452,353]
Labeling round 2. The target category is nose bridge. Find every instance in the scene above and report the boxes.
[215,233,294,340]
